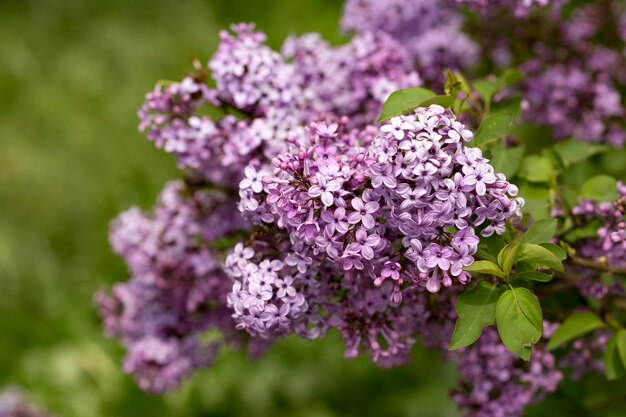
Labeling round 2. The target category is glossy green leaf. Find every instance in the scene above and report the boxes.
[377,87,437,122]
[496,287,543,360]
[472,113,514,147]
[519,155,555,183]
[616,329,626,369]
[464,260,506,278]
[449,281,500,350]
[419,95,455,109]
[547,311,606,350]
[554,140,609,168]
[498,234,525,276]
[605,334,626,380]
[476,234,505,263]
[518,243,564,272]
[490,145,525,179]
[581,175,618,202]
[524,219,557,245]
[514,271,553,282]
[540,243,567,261]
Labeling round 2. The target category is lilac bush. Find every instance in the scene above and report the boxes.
[100,1,626,416]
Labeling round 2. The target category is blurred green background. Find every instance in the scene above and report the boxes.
[1,1,625,416]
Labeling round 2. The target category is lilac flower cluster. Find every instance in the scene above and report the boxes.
[227,106,522,364]
[282,31,422,128]
[96,181,249,392]
[138,24,421,188]
[0,388,53,417]
[559,330,610,380]
[450,326,562,417]
[453,0,553,16]
[569,182,626,299]
[341,0,479,83]
[469,1,626,147]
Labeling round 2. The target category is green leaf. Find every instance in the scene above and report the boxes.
[419,95,455,109]
[524,219,557,245]
[519,155,555,183]
[449,281,500,350]
[514,271,553,282]
[464,260,506,278]
[496,287,543,360]
[377,87,436,122]
[498,234,525,276]
[539,243,567,261]
[547,311,606,350]
[554,140,609,168]
[519,183,551,220]
[605,334,626,380]
[490,145,525,179]
[581,175,618,202]
[476,234,505,263]
[472,113,514,147]
[563,219,601,242]
[518,243,564,272]
[615,329,626,369]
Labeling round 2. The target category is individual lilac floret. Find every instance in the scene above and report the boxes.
[450,326,562,417]
[341,0,479,83]
[96,181,247,393]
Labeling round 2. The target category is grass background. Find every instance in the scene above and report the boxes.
[1,1,625,416]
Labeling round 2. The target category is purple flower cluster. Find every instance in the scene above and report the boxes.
[96,181,248,392]
[341,0,479,83]
[450,326,562,417]
[227,106,521,364]
[0,388,53,417]
[454,0,553,16]
[138,24,421,188]
[569,182,626,299]
[283,31,422,128]
[470,1,626,147]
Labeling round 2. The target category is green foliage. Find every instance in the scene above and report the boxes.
[523,219,557,245]
[464,260,506,278]
[553,140,609,168]
[581,175,619,202]
[498,234,525,276]
[496,287,543,361]
[547,312,606,350]
[490,145,525,179]
[519,155,555,183]
[377,87,437,122]
[517,244,564,272]
[449,281,500,350]
[604,333,626,380]
[513,271,553,282]
[471,112,515,147]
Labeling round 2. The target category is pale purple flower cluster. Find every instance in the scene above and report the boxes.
[227,106,521,364]
[450,326,562,417]
[470,1,626,147]
[559,330,610,380]
[96,181,248,392]
[569,182,626,298]
[0,388,53,417]
[282,31,422,128]
[138,24,421,188]
[341,0,479,83]
[522,59,626,147]
[454,0,553,16]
